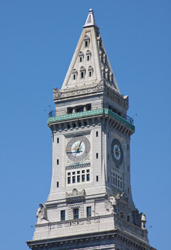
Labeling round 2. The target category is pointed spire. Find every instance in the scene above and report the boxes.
[83,9,98,28]
[61,9,120,94]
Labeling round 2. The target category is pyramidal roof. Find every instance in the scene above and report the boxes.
[61,9,120,94]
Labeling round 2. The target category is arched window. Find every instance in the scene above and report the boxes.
[72,69,77,80]
[84,35,90,47]
[79,51,84,63]
[80,66,86,79]
[86,50,91,61]
[88,66,93,77]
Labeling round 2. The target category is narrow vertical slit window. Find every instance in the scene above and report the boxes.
[57,138,59,143]
[57,182,59,188]
[61,210,65,221]
[96,176,98,182]
[81,72,84,78]
[87,207,91,217]
[96,153,98,159]
[96,131,98,137]
[57,159,59,165]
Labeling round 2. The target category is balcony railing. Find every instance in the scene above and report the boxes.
[48,109,134,125]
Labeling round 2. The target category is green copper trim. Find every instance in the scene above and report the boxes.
[47,108,135,131]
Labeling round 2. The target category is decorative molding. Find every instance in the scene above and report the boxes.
[53,81,128,109]
[47,108,135,132]
[66,162,90,170]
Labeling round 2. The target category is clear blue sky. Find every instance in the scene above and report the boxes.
[0,1,170,249]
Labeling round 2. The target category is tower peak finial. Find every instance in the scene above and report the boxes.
[83,9,98,28]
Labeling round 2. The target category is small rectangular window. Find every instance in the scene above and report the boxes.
[73,208,79,219]
[82,175,85,182]
[96,153,98,159]
[57,159,59,165]
[57,182,59,188]
[57,138,59,143]
[96,176,98,182]
[72,176,75,183]
[68,124,70,129]
[127,215,130,222]
[68,177,71,184]
[87,207,91,217]
[87,174,90,181]
[77,175,80,183]
[127,166,130,172]
[96,131,98,137]
[61,210,65,221]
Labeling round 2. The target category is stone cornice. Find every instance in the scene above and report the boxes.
[47,108,135,132]
[53,80,128,109]
[27,226,156,250]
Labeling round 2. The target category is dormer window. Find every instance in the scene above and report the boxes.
[80,66,86,79]
[72,69,78,80]
[88,66,93,77]
[86,50,91,61]
[79,51,84,63]
[84,35,90,47]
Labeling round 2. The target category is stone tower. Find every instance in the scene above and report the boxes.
[27,9,155,250]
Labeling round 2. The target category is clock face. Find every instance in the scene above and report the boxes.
[66,136,90,162]
[111,138,123,167]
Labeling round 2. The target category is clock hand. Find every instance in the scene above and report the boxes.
[66,146,79,151]
[76,140,82,152]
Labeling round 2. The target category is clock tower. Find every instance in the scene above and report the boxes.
[27,9,155,250]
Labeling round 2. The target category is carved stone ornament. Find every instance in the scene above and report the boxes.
[36,203,48,223]
[141,213,146,229]
[66,188,86,198]
[96,80,104,89]
[105,196,116,214]
[53,88,62,99]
